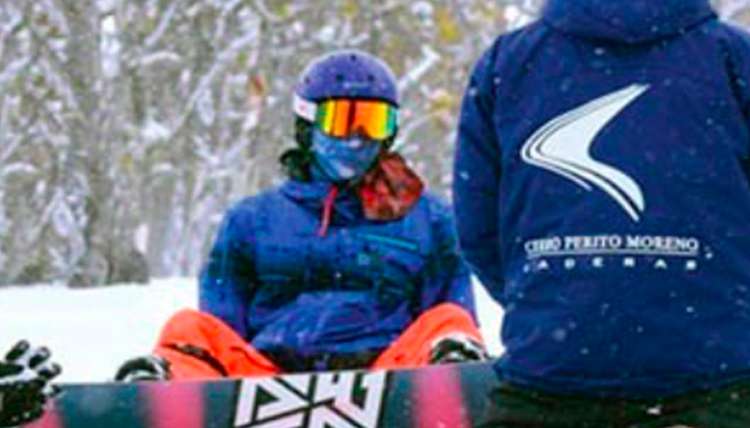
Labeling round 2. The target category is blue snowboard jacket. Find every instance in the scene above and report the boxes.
[454,0,750,397]
[199,180,474,370]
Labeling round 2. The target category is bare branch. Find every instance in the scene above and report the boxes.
[397,44,441,91]
[144,0,181,49]
[171,29,259,137]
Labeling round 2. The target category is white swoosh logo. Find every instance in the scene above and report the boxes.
[521,84,649,222]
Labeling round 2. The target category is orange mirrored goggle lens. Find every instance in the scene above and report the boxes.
[316,99,398,141]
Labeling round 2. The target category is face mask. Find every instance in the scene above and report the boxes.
[310,129,381,182]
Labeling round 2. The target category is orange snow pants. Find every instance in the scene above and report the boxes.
[153,303,483,380]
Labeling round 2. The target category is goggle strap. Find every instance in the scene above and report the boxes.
[293,94,317,122]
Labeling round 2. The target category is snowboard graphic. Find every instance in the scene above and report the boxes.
[23,361,499,428]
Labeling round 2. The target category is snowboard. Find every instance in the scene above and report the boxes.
[22,361,499,428]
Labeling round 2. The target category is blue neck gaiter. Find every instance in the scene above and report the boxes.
[310,129,381,183]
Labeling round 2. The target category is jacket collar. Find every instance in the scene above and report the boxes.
[280,180,364,225]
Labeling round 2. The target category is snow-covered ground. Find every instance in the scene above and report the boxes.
[0,278,503,383]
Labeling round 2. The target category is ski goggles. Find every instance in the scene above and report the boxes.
[294,95,398,141]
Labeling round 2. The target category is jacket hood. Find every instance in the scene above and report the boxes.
[542,0,716,44]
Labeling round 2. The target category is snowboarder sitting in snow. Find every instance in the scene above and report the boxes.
[116,50,486,381]
[0,341,61,427]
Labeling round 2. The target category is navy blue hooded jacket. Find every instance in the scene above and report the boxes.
[199,180,474,371]
[454,0,750,396]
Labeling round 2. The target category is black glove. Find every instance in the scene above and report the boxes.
[429,334,489,365]
[0,341,61,428]
[115,355,171,382]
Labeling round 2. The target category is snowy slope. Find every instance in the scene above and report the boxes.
[0,278,503,382]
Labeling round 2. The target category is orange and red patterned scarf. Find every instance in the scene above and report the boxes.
[357,152,424,221]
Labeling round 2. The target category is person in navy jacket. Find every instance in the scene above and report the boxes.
[116,50,486,382]
[455,0,750,426]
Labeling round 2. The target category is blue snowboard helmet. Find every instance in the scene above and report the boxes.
[295,49,399,107]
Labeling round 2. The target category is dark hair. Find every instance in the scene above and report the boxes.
[280,117,315,181]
